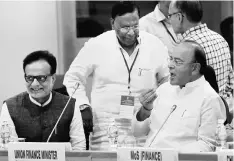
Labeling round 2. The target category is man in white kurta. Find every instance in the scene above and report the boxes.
[139,1,178,55]
[132,40,226,152]
[63,2,169,150]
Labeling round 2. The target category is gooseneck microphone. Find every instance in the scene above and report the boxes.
[148,105,177,147]
[46,82,79,142]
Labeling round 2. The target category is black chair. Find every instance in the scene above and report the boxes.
[220,97,233,125]
[204,65,219,93]
[204,65,232,125]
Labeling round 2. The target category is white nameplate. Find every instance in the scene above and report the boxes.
[218,149,234,161]
[8,142,65,161]
[117,147,178,161]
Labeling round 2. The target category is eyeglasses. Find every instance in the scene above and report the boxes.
[167,56,196,67]
[118,25,139,34]
[24,74,52,83]
[167,11,182,19]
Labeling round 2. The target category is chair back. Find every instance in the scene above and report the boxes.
[204,65,232,125]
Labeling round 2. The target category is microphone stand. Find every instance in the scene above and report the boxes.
[148,105,177,147]
[46,82,79,142]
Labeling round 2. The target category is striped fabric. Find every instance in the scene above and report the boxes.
[181,24,234,107]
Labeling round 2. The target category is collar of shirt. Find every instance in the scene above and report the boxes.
[115,34,141,55]
[115,35,141,68]
[115,34,141,49]
[181,23,207,40]
[29,92,52,107]
[153,4,167,22]
[175,76,206,93]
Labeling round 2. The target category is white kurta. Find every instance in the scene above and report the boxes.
[132,76,226,152]
[139,5,178,55]
[63,30,169,150]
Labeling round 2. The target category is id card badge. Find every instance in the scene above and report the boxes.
[119,95,135,119]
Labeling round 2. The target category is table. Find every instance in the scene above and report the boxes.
[0,150,219,161]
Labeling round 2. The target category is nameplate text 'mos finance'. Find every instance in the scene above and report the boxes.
[117,147,178,161]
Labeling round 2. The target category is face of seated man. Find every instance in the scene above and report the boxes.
[168,43,198,88]
[24,60,56,104]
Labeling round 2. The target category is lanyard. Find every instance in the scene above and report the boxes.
[161,21,178,44]
[120,48,140,95]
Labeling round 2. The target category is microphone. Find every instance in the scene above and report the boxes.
[148,105,177,147]
[46,82,79,142]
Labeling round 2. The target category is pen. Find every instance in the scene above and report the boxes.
[138,68,142,76]
[181,110,186,117]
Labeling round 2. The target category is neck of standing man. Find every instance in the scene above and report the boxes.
[118,39,138,56]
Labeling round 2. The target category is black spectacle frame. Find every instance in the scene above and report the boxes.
[167,12,184,19]
[24,74,52,83]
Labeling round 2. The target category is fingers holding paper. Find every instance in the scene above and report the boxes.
[139,88,157,110]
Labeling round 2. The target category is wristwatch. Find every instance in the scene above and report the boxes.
[79,104,90,111]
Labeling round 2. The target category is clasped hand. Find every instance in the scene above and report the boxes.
[139,88,157,111]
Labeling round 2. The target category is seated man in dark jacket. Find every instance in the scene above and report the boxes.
[0,51,86,150]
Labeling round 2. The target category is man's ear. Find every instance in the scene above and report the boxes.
[192,63,201,74]
[110,18,114,30]
[178,13,184,24]
[51,74,56,84]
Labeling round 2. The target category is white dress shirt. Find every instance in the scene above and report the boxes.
[63,30,169,150]
[0,92,86,151]
[132,76,226,152]
[139,5,178,55]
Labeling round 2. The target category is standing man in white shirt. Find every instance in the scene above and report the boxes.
[63,1,169,150]
[132,40,226,152]
[0,51,86,150]
[139,1,178,55]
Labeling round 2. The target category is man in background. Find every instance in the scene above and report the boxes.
[140,1,178,55]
